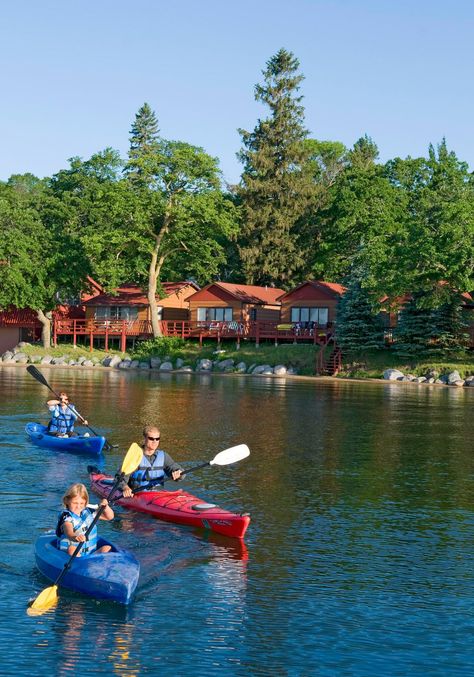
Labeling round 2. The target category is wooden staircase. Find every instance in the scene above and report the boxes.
[316,343,342,376]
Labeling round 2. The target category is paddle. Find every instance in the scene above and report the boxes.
[168,443,250,480]
[133,444,250,491]
[27,442,143,615]
[26,365,117,450]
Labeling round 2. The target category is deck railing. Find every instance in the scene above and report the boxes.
[51,318,334,350]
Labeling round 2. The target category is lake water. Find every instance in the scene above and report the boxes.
[0,366,473,675]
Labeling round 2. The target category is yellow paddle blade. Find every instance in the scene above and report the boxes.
[27,585,58,615]
[121,443,143,475]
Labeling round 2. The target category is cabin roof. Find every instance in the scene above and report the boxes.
[277,280,346,301]
[83,281,199,307]
[187,282,285,305]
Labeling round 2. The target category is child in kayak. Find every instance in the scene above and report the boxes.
[56,483,114,556]
[47,391,88,437]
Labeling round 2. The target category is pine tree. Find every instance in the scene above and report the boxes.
[335,275,385,352]
[125,102,161,187]
[237,49,315,286]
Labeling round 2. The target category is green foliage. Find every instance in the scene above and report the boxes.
[394,291,469,354]
[131,336,186,359]
[237,49,316,286]
[335,274,385,351]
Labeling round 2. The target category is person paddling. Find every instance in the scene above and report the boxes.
[47,391,87,437]
[56,483,114,556]
[120,425,184,497]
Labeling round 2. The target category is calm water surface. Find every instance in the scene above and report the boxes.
[0,366,473,676]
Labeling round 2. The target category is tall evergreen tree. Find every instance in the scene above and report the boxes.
[237,49,316,286]
[335,273,385,352]
[125,102,161,188]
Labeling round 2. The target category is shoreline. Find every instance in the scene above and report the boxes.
[2,361,473,391]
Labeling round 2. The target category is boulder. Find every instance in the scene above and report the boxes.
[247,363,257,374]
[13,352,28,362]
[252,365,273,375]
[197,359,213,371]
[287,367,298,375]
[383,369,405,381]
[175,358,184,368]
[453,380,465,387]
[2,351,14,361]
[273,365,287,375]
[118,359,131,369]
[129,360,140,369]
[447,370,462,384]
[414,376,427,383]
[465,379,474,387]
[216,359,235,371]
[139,361,150,369]
[83,360,94,367]
[235,362,247,373]
[159,361,173,371]
[177,366,193,372]
[109,355,122,368]
[41,356,53,364]
[29,355,42,363]
[150,357,162,369]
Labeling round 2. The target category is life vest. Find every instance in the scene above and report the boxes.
[56,506,98,555]
[129,450,165,491]
[48,404,77,435]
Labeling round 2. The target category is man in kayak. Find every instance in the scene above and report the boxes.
[47,391,88,437]
[120,425,184,497]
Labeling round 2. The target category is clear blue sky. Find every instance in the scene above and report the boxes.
[1,0,473,185]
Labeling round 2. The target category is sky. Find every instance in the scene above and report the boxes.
[1,0,473,185]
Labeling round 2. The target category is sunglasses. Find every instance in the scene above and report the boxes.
[147,436,160,441]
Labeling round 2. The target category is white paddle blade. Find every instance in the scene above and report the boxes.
[209,444,250,466]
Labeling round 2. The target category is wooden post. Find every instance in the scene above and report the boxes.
[105,323,109,352]
[121,323,126,353]
[256,321,260,348]
[53,318,57,347]
[73,320,77,347]
[89,325,93,351]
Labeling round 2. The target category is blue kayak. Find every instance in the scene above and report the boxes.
[25,422,106,455]
[34,533,140,605]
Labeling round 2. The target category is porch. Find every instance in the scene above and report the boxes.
[51,318,335,351]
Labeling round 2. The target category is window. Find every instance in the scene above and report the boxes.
[291,307,329,325]
[95,306,138,321]
[197,307,232,322]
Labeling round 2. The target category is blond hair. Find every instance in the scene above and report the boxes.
[143,425,160,438]
[62,483,89,507]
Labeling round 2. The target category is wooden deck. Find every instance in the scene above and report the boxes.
[51,319,334,351]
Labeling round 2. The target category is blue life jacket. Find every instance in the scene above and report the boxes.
[56,506,98,555]
[129,450,165,491]
[48,404,78,435]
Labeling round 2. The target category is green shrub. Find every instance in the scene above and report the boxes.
[131,336,186,359]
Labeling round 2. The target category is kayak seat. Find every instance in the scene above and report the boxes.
[191,503,217,511]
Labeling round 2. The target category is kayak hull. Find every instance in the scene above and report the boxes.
[34,533,139,605]
[26,422,106,455]
[90,472,251,539]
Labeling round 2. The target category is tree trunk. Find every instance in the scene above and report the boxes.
[148,213,170,338]
[148,259,162,338]
[37,309,52,349]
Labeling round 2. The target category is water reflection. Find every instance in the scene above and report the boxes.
[2,368,474,675]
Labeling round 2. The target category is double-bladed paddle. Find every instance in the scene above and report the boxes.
[132,443,250,492]
[27,442,143,615]
[26,365,117,450]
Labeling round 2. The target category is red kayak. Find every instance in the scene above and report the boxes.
[90,471,251,539]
